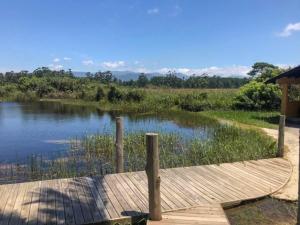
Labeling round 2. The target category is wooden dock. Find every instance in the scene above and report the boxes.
[0,158,292,225]
[148,204,231,225]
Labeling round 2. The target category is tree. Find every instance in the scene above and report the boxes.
[247,62,278,77]
[137,73,149,87]
[234,81,281,110]
[94,71,114,84]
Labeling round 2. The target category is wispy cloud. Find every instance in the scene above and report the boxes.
[147,8,159,15]
[278,22,300,37]
[82,60,94,66]
[48,64,63,70]
[63,57,72,61]
[102,61,125,69]
[53,58,60,63]
[156,65,251,77]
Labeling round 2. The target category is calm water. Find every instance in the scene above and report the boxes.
[0,101,217,161]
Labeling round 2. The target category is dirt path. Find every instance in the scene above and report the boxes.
[262,125,298,201]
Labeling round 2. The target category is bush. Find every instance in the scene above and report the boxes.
[179,93,209,112]
[13,91,39,102]
[125,90,145,102]
[234,81,281,110]
[95,87,105,101]
[107,86,124,102]
[180,100,210,112]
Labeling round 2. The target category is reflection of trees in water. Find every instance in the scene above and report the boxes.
[15,101,219,129]
[124,111,218,129]
[18,101,106,121]
[0,103,3,123]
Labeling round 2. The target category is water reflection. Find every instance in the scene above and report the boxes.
[0,101,218,161]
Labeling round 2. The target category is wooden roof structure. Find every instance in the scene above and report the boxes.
[267,65,300,84]
[266,65,300,117]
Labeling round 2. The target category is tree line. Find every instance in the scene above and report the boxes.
[0,67,249,89]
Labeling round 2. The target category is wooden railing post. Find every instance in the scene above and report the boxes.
[277,115,286,157]
[115,117,124,173]
[145,133,162,221]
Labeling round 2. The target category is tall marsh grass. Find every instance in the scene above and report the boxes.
[0,124,277,184]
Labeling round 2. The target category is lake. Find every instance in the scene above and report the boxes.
[0,101,218,162]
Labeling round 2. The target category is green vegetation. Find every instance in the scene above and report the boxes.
[233,81,281,110]
[4,123,277,182]
[226,198,297,225]
[233,62,285,111]
[200,110,279,128]
[0,62,286,129]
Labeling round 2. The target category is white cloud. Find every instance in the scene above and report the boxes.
[157,65,251,77]
[82,60,94,66]
[278,22,300,37]
[133,67,150,73]
[102,61,125,69]
[147,8,159,15]
[63,57,72,61]
[53,58,60,63]
[48,64,63,70]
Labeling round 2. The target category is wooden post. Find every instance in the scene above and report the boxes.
[115,117,124,173]
[145,133,162,221]
[277,115,285,157]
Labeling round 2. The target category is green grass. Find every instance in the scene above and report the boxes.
[200,110,280,129]
[226,198,297,225]
[1,123,277,183]
[2,85,281,128]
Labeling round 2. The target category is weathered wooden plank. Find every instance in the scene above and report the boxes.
[104,175,136,217]
[6,182,28,225]
[60,179,75,225]
[46,180,57,225]
[148,204,230,225]
[209,165,265,197]
[113,174,147,213]
[24,181,40,225]
[21,182,35,225]
[162,168,214,204]
[131,172,178,210]
[68,179,85,225]
[0,184,13,223]
[1,183,20,225]
[54,180,65,225]
[93,176,124,219]
[77,178,102,222]
[83,177,111,220]
[73,178,93,224]
[0,158,291,225]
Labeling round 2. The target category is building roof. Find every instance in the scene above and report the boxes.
[266,65,300,83]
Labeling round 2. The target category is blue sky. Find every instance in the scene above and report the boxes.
[0,0,299,76]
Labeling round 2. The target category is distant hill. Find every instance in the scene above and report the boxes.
[73,71,189,81]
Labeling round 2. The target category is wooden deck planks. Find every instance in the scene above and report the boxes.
[0,158,291,225]
[147,204,230,225]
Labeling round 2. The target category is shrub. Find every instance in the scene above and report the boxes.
[107,86,124,102]
[125,90,145,102]
[179,93,209,112]
[180,100,210,112]
[233,81,281,110]
[95,87,105,101]
[13,91,39,102]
